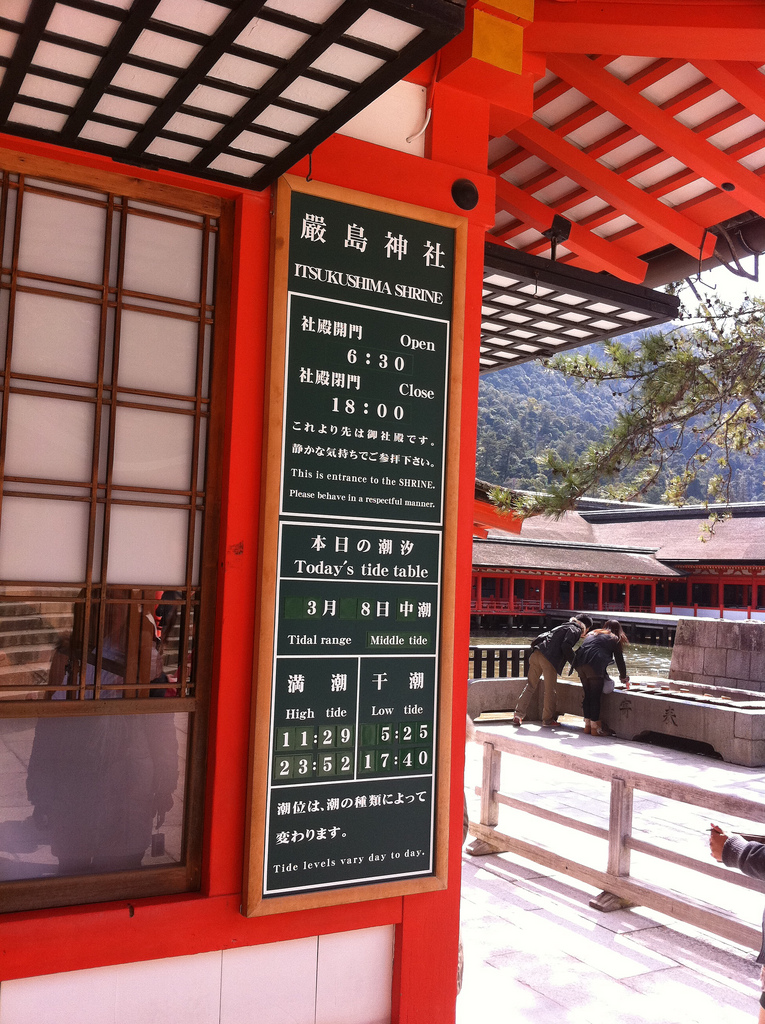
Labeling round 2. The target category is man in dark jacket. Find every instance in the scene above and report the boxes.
[710,826,765,1022]
[513,614,593,727]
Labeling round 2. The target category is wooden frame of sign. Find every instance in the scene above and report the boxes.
[243,174,466,917]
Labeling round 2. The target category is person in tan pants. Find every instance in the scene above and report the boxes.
[513,615,592,727]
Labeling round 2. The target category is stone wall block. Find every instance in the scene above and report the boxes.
[674,619,697,647]
[750,651,765,687]
[738,622,764,652]
[670,635,707,679]
[703,647,728,676]
[730,739,765,768]
[598,687,765,765]
[689,646,705,674]
[727,649,751,681]
[695,619,719,647]
[748,624,765,653]
[467,678,527,719]
[668,644,690,676]
[733,711,754,740]
[691,701,732,751]
[715,676,750,691]
[724,622,745,651]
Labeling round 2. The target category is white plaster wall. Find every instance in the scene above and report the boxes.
[0,925,394,1024]
[337,81,427,157]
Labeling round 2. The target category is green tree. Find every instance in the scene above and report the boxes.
[491,295,765,521]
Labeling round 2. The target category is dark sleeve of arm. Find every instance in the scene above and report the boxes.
[723,834,765,880]
[560,626,579,664]
[613,643,627,677]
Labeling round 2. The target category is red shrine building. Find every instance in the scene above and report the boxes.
[0,2,765,1022]
[472,492,765,626]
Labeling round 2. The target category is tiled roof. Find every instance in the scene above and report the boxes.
[589,516,765,563]
[474,535,680,577]
[480,505,765,570]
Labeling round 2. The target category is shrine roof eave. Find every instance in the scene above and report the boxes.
[666,560,765,569]
[473,539,681,577]
[476,534,659,555]
[474,566,682,581]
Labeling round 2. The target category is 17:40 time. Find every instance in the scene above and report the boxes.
[331,397,404,419]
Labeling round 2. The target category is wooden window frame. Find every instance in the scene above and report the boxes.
[0,150,232,913]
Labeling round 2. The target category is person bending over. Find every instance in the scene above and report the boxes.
[571,618,630,737]
[513,614,593,728]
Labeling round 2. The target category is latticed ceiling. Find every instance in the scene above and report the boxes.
[480,245,680,371]
[487,4,765,285]
[0,0,464,190]
[472,0,765,371]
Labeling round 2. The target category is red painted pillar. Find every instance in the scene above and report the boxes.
[392,80,493,1024]
[624,582,631,613]
[650,581,656,612]
[569,577,575,610]
[540,577,546,612]
[597,580,603,611]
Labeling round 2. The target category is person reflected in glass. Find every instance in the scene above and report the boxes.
[26,597,178,875]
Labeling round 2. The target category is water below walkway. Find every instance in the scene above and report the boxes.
[471,634,673,678]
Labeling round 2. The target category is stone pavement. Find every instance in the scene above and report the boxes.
[458,718,765,1024]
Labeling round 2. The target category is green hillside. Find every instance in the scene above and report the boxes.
[477,349,765,503]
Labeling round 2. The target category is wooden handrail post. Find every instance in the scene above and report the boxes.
[608,776,633,878]
[480,741,501,827]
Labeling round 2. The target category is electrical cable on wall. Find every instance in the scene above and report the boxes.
[407,53,441,144]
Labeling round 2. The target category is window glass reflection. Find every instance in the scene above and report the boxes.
[0,713,188,879]
[0,586,198,700]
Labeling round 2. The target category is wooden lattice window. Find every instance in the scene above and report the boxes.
[0,157,229,912]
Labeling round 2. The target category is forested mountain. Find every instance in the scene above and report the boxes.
[476,346,765,503]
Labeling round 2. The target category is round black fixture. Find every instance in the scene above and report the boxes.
[451,178,479,210]
[721,181,735,191]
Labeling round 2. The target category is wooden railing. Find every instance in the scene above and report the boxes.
[468,645,530,680]
[468,728,765,950]
[470,599,543,613]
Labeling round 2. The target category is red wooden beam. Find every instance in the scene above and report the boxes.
[489,219,530,243]
[474,498,521,536]
[694,61,765,122]
[584,123,636,160]
[489,146,530,177]
[494,175,648,281]
[626,58,684,91]
[510,117,717,258]
[728,128,765,162]
[526,2,765,61]
[696,104,748,141]
[660,79,720,117]
[534,75,571,109]
[549,54,765,223]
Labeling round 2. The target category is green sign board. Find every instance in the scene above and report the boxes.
[249,178,463,911]
[281,189,453,526]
